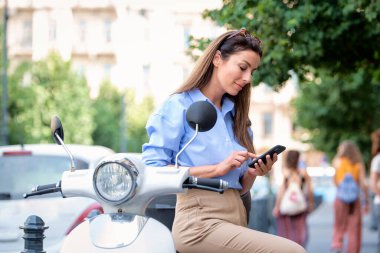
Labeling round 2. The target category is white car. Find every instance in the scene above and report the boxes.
[0,144,115,253]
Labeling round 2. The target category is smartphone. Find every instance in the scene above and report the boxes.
[248,145,286,168]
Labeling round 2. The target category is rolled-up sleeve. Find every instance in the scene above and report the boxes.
[142,101,186,167]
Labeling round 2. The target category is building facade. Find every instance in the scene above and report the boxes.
[4,0,223,101]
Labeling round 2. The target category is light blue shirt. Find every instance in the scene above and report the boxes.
[142,88,253,189]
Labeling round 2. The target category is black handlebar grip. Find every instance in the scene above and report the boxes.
[35,183,59,192]
[188,177,228,189]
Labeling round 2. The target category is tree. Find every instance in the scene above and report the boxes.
[124,90,154,153]
[200,0,380,164]
[0,8,7,145]
[7,52,94,144]
[92,80,123,151]
[293,69,380,163]
[204,0,379,85]
[92,81,154,153]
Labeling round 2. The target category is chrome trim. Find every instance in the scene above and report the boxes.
[93,157,139,205]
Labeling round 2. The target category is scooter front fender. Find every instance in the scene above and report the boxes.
[60,214,176,253]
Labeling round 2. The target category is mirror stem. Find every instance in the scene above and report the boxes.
[175,124,198,168]
[54,132,76,172]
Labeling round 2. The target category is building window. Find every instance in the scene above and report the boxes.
[183,67,189,81]
[139,9,148,18]
[104,19,112,43]
[77,65,86,77]
[183,26,191,47]
[263,112,273,137]
[143,27,150,41]
[291,122,297,135]
[49,19,57,41]
[263,84,273,93]
[143,64,150,88]
[21,20,32,47]
[79,20,87,43]
[103,64,112,78]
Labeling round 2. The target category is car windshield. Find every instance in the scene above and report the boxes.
[0,155,88,200]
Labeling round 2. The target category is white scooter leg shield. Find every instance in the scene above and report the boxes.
[60,214,176,253]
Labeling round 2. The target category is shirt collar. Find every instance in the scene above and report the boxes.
[187,89,235,117]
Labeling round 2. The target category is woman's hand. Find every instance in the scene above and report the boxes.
[216,150,251,176]
[189,150,251,178]
[240,153,278,195]
[249,153,278,176]
[272,206,281,218]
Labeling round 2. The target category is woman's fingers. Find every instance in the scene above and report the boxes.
[265,153,278,168]
[231,151,251,164]
[253,161,265,175]
[218,151,250,175]
[251,154,279,176]
[248,152,256,158]
[224,150,280,176]
[235,153,249,163]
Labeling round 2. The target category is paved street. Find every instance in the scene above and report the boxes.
[307,201,377,253]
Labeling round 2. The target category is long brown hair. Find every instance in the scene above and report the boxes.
[335,140,363,164]
[285,150,300,171]
[174,29,262,153]
[371,129,380,157]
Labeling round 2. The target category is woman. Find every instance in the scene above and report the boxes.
[272,150,314,247]
[370,129,380,253]
[331,141,369,253]
[142,28,305,253]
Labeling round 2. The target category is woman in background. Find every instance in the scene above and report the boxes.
[370,129,380,253]
[272,150,314,247]
[331,140,369,253]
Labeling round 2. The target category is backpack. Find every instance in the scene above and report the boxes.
[335,158,360,204]
[279,175,308,216]
[336,173,360,203]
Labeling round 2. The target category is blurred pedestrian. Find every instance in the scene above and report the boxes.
[272,150,315,247]
[331,140,369,253]
[370,129,380,253]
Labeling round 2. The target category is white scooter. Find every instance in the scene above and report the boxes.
[24,101,228,253]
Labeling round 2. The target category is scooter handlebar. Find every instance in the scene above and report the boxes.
[188,177,228,189]
[183,176,228,193]
[23,181,62,198]
[35,183,60,191]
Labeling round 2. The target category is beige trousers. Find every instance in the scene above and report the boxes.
[172,189,307,253]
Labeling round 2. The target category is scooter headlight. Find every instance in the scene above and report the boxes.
[93,158,138,205]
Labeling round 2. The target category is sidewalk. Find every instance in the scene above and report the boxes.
[306,201,377,253]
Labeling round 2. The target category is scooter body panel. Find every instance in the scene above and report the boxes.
[60,214,176,253]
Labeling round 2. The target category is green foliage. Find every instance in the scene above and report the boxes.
[7,52,94,144]
[293,68,380,164]
[200,0,380,165]
[203,0,380,87]
[92,81,154,153]
[92,80,123,151]
[186,35,212,61]
[124,90,154,153]
[4,52,152,152]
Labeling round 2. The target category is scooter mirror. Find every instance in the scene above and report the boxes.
[50,115,76,171]
[51,115,64,144]
[186,101,217,132]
